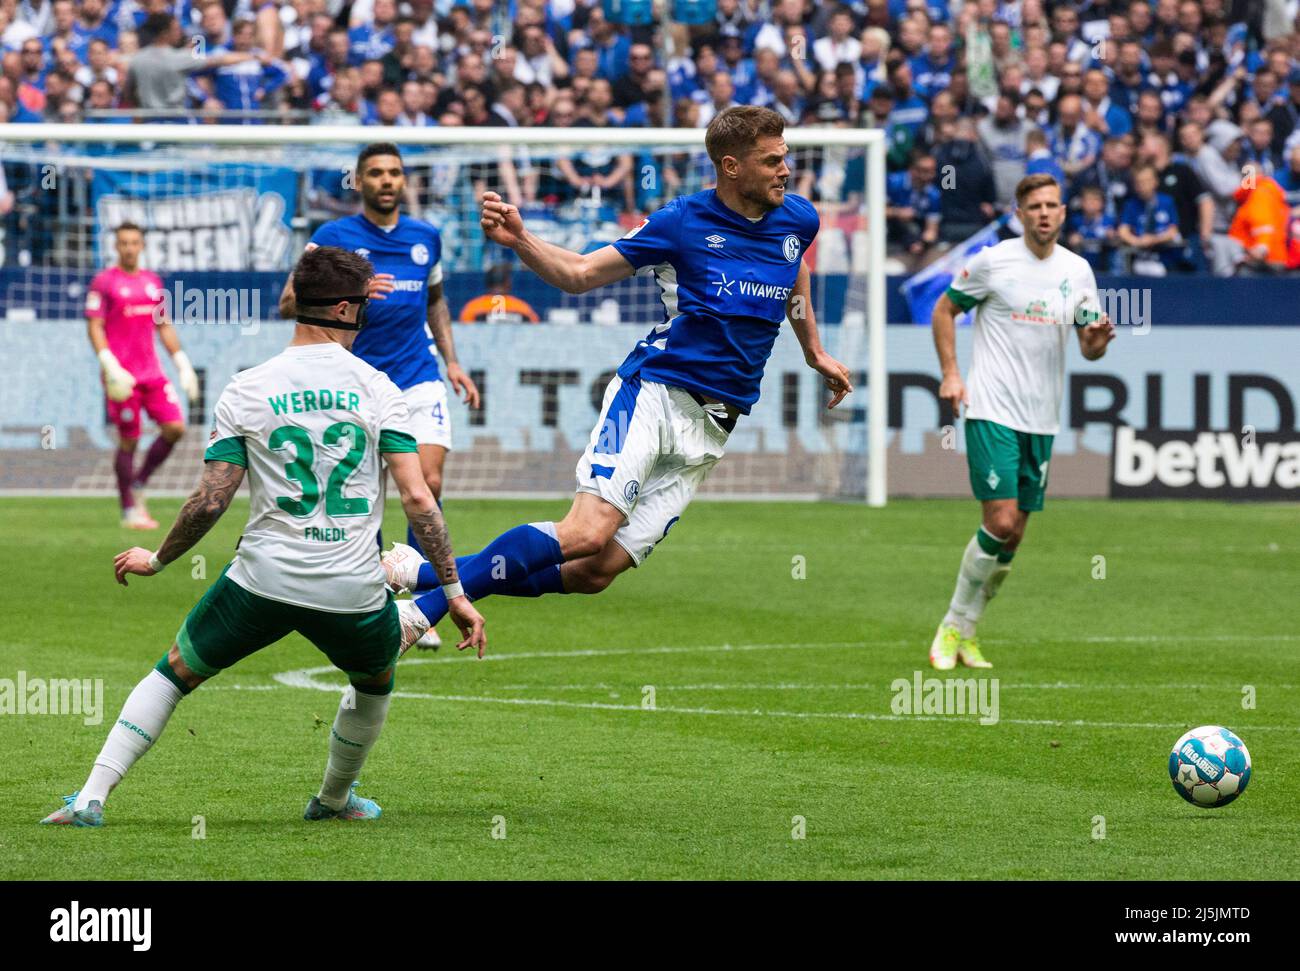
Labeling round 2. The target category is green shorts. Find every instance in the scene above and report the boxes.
[965,419,1055,511]
[174,567,400,687]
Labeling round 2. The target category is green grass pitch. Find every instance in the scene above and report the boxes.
[2,496,1296,880]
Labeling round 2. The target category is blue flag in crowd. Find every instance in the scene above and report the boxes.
[901,217,1007,325]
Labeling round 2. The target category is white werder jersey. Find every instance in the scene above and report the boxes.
[204,342,418,613]
[946,237,1100,435]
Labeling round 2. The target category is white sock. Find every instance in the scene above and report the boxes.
[968,563,1013,624]
[946,530,1006,632]
[77,669,183,810]
[318,688,391,810]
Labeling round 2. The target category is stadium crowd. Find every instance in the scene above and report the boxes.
[3,0,1300,275]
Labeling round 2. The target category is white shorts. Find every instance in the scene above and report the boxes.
[575,375,729,566]
[402,380,452,450]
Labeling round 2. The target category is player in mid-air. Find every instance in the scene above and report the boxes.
[279,142,480,650]
[927,173,1116,670]
[379,106,854,649]
[41,247,485,827]
[87,222,201,530]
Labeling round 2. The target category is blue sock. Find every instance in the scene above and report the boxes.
[413,522,564,625]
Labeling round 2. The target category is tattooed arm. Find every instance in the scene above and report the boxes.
[114,461,245,585]
[386,450,486,655]
[427,280,481,408]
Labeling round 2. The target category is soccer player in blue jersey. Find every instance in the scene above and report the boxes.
[384,106,854,650]
[280,143,480,647]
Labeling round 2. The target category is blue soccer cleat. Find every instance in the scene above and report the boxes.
[39,791,104,828]
[303,782,382,821]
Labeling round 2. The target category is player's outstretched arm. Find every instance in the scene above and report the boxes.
[931,292,968,417]
[387,452,487,657]
[787,260,853,409]
[479,191,633,294]
[114,461,245,585]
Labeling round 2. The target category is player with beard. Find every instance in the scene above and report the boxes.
[927,174,1116,670]
[280,143,480,649]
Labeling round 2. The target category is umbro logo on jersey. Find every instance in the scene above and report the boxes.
[706,234,726,248]
[354,247,371,259]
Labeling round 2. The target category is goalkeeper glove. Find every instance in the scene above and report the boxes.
[173,350,200,403]
[98,348,136,402]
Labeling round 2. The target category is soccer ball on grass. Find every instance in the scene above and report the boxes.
[1168,725,1251,808]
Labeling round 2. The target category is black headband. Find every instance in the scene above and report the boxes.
[296,294,368,332]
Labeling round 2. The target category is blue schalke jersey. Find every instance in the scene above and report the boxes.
[611,189,819,413]
[308,214,443,390]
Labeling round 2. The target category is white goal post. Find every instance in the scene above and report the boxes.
[0,124,887,506]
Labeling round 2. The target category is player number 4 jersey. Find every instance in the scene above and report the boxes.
[204,343,418,613]
[946,237,1101,436]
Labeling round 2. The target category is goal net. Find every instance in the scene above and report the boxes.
[0,124,886,504]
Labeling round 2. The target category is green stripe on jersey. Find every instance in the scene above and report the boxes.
[378,429,418,453]
[945,286,982,312]
[204,436,248,467]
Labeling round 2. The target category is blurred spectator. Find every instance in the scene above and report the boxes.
[979,92,1030,207]
[514,22,567,87]
[1025,128,1067,184]
[1241,117,1281,176]
[612,42,655,108]
[349,0,397,64]
[1226,174,1293,272]
[934,117,997,241]
[1118,162,1183,274]
[886,150,941,265]
[1276,143,1300,204]
[1049,95,1103,191]
[458,264,540,323]
[769,68,804,125]
[194,18,289,123]
[126,13,260,115]
[1066,185,1117,272]
[314,66,371,124]
[1141,130,1213,270]
[1081,68,1132,138]
[813,6,861,73]
[697,69,740,127]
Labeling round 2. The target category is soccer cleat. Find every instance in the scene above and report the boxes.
[396,598,430,658]
[381,542,425,594]
[958,636,993,669]
[414,627,442,651]
[929,624,961,671]
[39,792,104,828]
[121,505,159,530]
[304,782,382,821]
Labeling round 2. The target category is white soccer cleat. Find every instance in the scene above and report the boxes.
[121,505,159,530]
[414,627,441,651]
[382,542,426,594]
[396,599,431,658]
